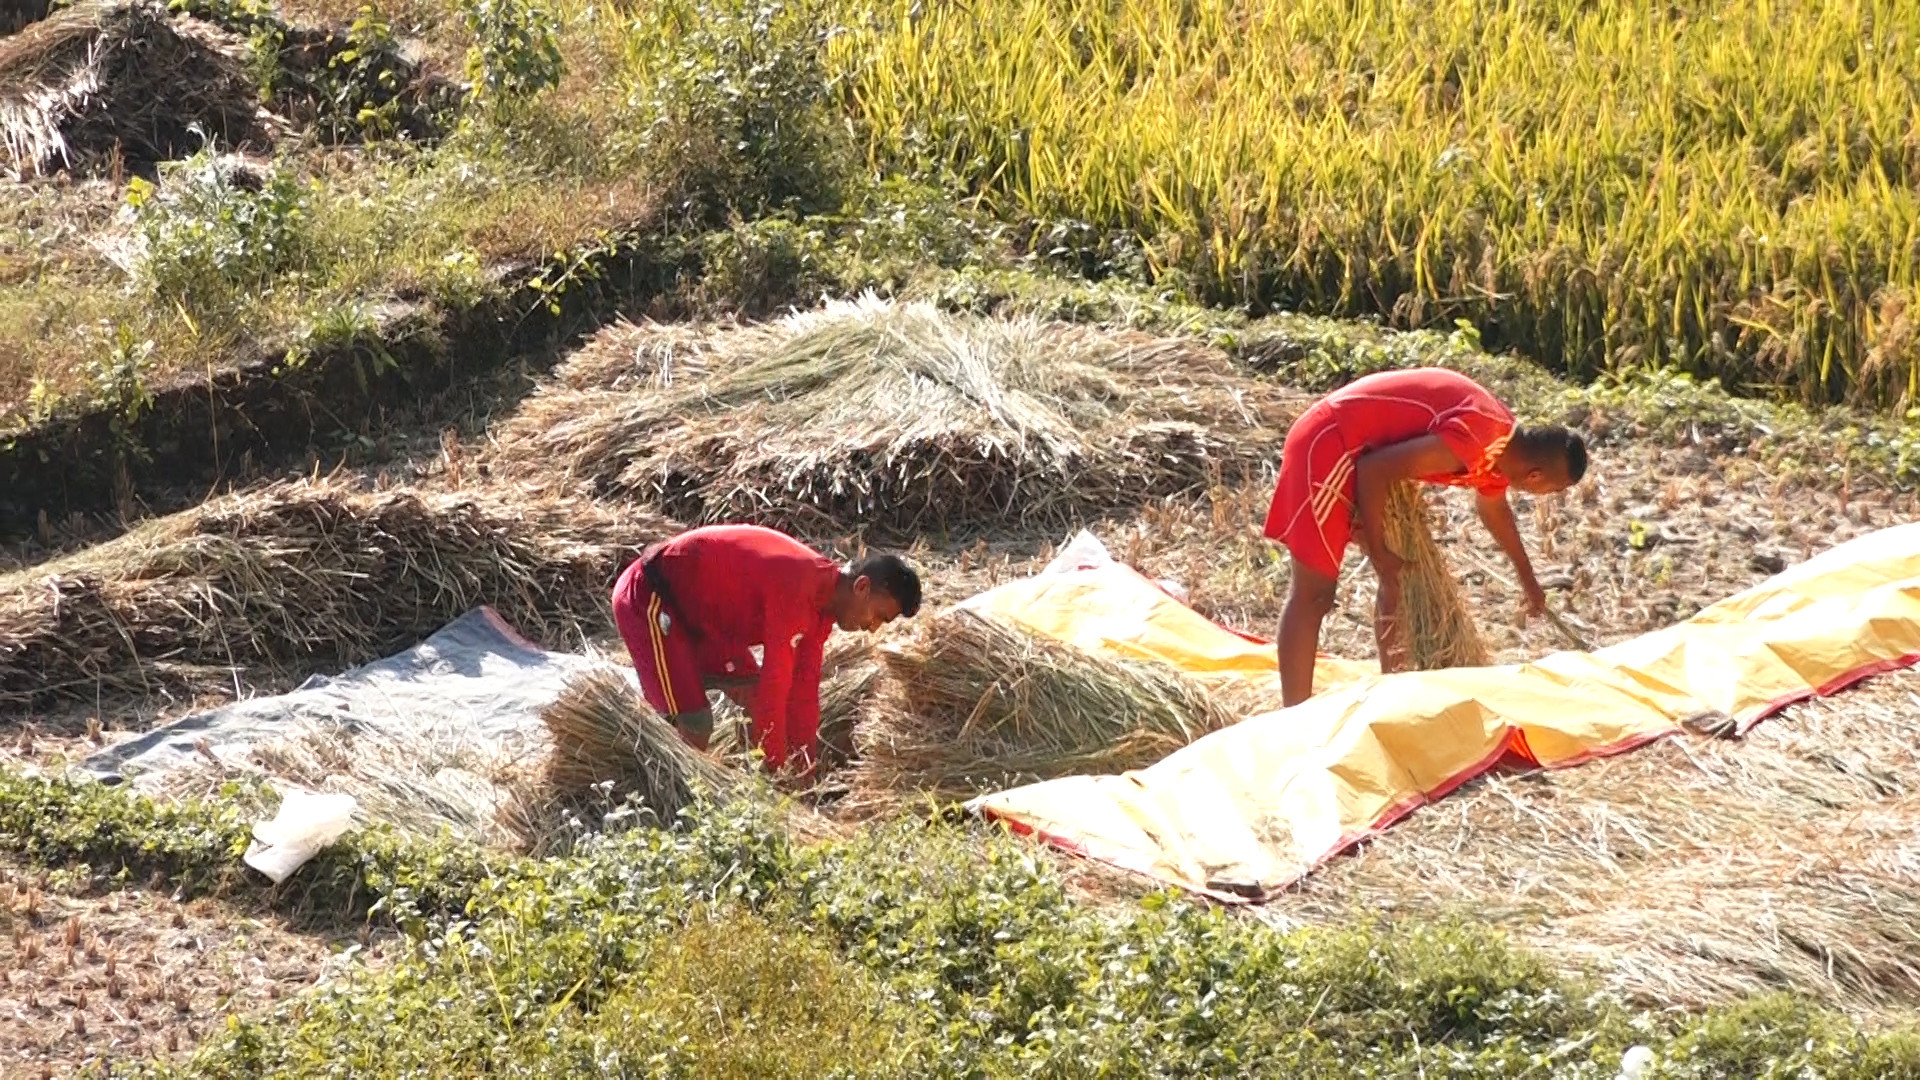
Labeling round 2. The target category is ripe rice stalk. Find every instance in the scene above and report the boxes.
[1381,481,1490,671]
[0,478,672,711]
[531,666,740,838]
[845,607,1235,812]
[0,0,265,178]
[827,0,1920,412]
[494,296,1300,534]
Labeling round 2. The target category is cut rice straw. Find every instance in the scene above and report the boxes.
[845,607,1234,813]
[0,477,670,711]
[1277,668,1920,1022]
[1382,480,1491,670]
[527,667,741,846]
[494,296,1304,535]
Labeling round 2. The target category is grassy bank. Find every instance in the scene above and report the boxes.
[2,775,1915,1078]
[833,0,1920,410]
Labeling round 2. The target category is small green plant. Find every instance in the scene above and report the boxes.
[319,5,408,140]
[618,0,852,225]
[456,0,564,121]
[126,155,318,323]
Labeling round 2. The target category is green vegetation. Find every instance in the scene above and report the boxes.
[0,776,1903,1077]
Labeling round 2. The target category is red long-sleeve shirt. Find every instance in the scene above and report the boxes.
[648,525,841,769]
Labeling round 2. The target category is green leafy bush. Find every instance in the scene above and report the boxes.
[618,0,852,226]
[456,0,564,120]
[126,154,319,322]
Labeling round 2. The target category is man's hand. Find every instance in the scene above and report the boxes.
[1521,578,1548,620]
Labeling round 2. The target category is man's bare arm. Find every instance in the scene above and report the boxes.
[1475,491,1547,616]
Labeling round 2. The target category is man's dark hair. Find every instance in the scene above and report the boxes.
[852,553,922,617]
[1513,425,1588,484]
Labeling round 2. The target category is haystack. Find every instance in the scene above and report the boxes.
[0,0,265,177]
[1380,480,1491,670]
[0,478,671,710]
[493,297,1304,534]
[524,667,740,847]
[845,608,1235,812]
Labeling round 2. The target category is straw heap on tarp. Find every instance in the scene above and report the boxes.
[967,523,1920,901]
[533,666,740,836]
[81,607,611,850]
[493,296,1304,534]
[844,607,1234,812]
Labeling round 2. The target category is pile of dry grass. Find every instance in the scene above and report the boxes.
[150,719,542,849]
[526,667,740,844]
[1283,669,1920,1021]
[844,607,1234,812]
[1381,481,1491,670]
[0,478,671,711]
[0,0,265,177]
[492,297,1304,535]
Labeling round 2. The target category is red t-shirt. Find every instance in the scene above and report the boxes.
[649,525,841,759]
[1321,368,1516,494]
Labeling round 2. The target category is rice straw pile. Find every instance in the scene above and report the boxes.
[0,0,265,177]
[528,667,740,840]
[1282,668,1920,1022]
[1380,480,1491,670]
[845,608,1235,812]
[148,719,542,849]
[0,478,671,710]
[492,297,1303,534]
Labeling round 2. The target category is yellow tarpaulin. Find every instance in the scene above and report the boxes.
[965,523,1920,902]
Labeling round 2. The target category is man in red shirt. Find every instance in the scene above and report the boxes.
[1265,367,1588,706]
[611,524,922,776]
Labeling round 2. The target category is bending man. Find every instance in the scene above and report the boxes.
[612,523,921,775]
[1265,367,1587,706]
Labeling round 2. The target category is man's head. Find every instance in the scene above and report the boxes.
[833,553,922,632]
[1500,425,1588,495]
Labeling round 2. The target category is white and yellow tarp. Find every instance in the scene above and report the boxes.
[965,523,1920,902]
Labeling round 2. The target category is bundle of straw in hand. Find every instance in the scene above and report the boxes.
[1381,481,1492,670]
[847,608,1234,811]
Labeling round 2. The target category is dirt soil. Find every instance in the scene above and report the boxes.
[0,856,389,1077]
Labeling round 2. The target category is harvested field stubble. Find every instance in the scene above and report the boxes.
[846,607,1234,812]
[1282,668,1920,1021]
[0,479,671,712]
[0,0,264,177]
[494,297,1303,534]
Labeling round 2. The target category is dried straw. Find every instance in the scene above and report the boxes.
[1381,480,1491,670]
[845,608,1235,812]
[0,478,672,710]
[1278,669,1920,1022]
[530,667,740,838]
[147,719,541,849]
[493,296,1303,535]
[0,0,264,177]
